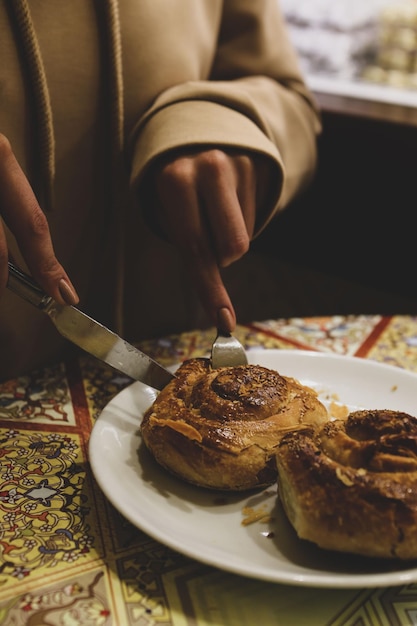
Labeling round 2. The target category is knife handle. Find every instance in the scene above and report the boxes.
[7,262,52,310]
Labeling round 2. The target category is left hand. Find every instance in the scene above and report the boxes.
[151,148,270,332]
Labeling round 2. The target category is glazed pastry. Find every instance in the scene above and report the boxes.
[140,357,328,491]
[276,409,417,559]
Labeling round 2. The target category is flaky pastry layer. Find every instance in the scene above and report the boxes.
[276,409,417,559]
[140,357,328,491]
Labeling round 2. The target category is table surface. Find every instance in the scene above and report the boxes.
[1,314,417,626]
[308,75,417,127]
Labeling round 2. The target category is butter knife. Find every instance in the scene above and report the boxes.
[7,262,175,390]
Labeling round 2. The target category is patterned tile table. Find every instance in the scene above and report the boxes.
[0,315,417,626]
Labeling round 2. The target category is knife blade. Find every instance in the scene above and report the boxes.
[6,262,175,390]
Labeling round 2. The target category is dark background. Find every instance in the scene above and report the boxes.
[227,106,417,323]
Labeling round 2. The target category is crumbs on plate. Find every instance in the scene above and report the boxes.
[329,401,349,419]
[241,505,272,526]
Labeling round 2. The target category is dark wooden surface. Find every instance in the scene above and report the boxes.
[313,89,417,127]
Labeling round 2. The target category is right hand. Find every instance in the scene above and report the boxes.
[0,134,79,305]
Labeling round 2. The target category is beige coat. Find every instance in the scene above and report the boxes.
[0,0,321,380]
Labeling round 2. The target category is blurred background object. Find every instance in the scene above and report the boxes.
[281,0,417,90]
[363,0,417,88]
[281,0,390,78]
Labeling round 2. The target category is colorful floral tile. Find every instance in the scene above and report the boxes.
[251,315,383,355]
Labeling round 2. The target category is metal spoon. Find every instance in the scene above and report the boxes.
[210,330,248,369]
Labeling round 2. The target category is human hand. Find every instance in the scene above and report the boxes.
[0,134,79,305]
[152,148,270,333]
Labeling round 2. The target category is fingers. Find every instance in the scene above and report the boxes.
[153,148,260,330]
[197,150,255,267]
[0,134,79,305]
[186,249,236,333]
[155,150,256,266]
[156,172,236,330]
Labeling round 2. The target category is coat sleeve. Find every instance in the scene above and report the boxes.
[128,0,322,234]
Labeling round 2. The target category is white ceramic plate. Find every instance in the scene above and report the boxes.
[88,350,417,588]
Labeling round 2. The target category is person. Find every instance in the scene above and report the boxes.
[0,0,321,381]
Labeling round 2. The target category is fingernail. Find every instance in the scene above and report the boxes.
[58,278,79,305]
[217,307,234,333]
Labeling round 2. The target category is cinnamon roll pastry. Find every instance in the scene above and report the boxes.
[140,357,328,491]
[276,409,417,559]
